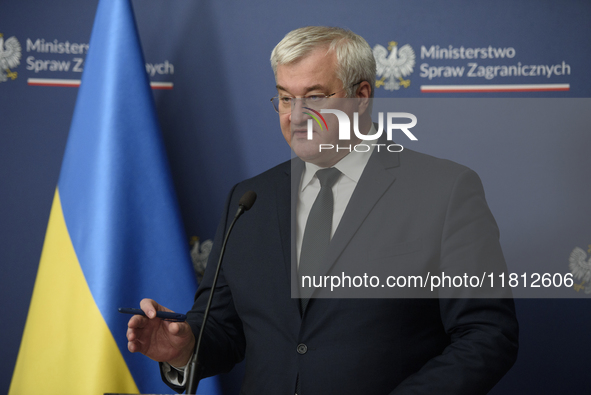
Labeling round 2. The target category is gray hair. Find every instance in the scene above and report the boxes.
[270,26,376,98]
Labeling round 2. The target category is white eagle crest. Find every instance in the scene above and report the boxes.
[569,246,591,293]
[373,41,415,91]
[0,34,22,82]
[190,237,213,283]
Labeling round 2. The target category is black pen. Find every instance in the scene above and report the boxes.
[118,307,186,322]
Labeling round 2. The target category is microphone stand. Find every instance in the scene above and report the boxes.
[185,191,256,394]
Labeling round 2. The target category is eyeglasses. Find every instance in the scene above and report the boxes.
[270,81,364,114]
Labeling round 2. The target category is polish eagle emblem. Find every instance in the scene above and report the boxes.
[0,33,21,82]
[569,246,591,293]
[373,41,415,91]
[190,236,213,283]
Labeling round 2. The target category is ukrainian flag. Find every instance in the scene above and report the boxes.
[9,0,217,393]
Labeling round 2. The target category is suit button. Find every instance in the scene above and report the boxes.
[296,343,308,354]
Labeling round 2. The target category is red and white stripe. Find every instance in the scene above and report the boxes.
[420,83,570,93]
[27,78,173,90]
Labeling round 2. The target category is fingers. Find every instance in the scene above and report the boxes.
[126,305,153,354]
[126,327,142,353]
[167,321,190,337]
[126,325,142,342]
[139,298,159,318]
[127,313,148,329]
[127,337,146,354]
[139,298,174,318]
[127,339,139,353]
[126,320,155,354]
[126,319,146,352]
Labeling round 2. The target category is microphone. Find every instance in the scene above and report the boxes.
[235,190,257,217]
[186,190,257,394]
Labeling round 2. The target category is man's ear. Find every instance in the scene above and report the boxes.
[356,81,372,116]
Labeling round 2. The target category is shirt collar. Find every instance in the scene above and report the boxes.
[300,124,376,192]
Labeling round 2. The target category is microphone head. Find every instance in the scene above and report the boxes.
[238,190,257,211]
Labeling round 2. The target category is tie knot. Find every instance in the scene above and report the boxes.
[316,167,341,188]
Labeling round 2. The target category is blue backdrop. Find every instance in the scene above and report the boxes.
[2,1,590,393]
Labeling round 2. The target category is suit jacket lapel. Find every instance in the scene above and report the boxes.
[276,157,304,315]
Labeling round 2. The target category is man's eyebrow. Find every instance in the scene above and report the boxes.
[276,84,329,94]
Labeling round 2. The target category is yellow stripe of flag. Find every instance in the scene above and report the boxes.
[9,190,138,395]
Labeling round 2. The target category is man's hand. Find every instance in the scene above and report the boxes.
[126,298,195,367]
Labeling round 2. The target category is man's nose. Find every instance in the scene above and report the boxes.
[289,98,307,124]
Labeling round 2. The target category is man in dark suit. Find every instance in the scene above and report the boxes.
[126,26,518,394]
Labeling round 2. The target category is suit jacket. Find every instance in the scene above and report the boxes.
[181,145,518,394]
